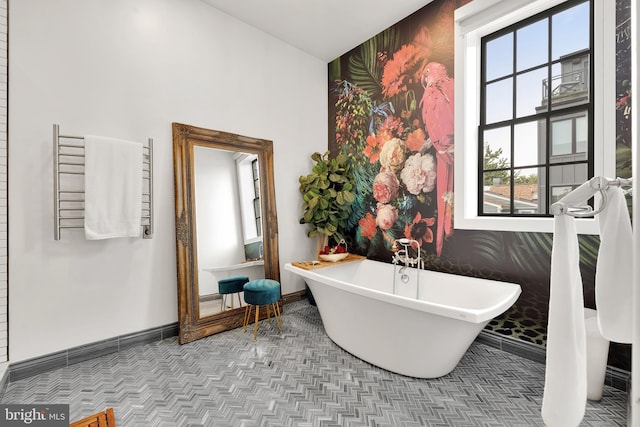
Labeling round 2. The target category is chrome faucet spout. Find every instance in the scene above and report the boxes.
[391,238,421,268]
[391,238,422,300]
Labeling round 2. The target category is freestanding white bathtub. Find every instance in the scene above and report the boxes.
[285,259,521,378]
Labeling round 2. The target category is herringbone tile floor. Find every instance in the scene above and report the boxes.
[2,302,628,426]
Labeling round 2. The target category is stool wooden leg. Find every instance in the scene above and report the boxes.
[221,295,225,312]
[237,293,242,308]
[273,302,282,333]
[243,305,252,331]
[253,305,260,340]
[266,304,271,323]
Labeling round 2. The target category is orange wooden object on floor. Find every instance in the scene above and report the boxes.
[69,408,116,427]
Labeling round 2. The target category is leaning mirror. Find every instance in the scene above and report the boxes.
[172,122,279,344]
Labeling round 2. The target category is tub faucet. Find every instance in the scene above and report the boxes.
[392,238,422,298]
[392,248,407,266]
[392,238,421,268]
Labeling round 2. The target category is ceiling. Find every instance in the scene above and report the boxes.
[200,0,433,62]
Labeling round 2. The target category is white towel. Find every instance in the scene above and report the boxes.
[596,185,633,343]
[542,214,586,427]
[84,135,143,240]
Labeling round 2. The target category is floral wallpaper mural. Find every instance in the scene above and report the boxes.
[616,0,633,180]
[330,0,466,260]
[328,0,633,372]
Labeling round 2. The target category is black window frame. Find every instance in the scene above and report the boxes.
[478,0,594,217]
[251,158,262,236]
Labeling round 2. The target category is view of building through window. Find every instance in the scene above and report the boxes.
[480,0,591,216]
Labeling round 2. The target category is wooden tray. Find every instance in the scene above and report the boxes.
[291,254,365,270]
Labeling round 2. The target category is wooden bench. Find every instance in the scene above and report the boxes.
[69,408,116,427]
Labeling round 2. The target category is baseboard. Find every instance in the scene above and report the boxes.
[199,293,222,302]
[8,322,180,384]
[476,329,630,392]
[2,291,308,397]
[282,289,306,304]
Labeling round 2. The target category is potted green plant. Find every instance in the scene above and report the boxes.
[298,151,356,256]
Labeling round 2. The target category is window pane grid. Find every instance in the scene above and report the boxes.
[479,0,592,217]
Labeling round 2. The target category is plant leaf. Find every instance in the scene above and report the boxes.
[343,191,355,204]
[348,27,401,98]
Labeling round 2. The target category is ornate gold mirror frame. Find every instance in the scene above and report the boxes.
[172,122,279,344]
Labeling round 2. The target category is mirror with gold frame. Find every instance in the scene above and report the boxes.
[172,122,279,344]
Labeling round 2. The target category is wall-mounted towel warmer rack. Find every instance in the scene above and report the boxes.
[550,176,633,217]
[53,124,154,240]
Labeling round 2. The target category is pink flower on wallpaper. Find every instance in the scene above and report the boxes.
[376,203,398,230]
[373,170,400,204]
[379,138,406,172]
[364,117,405,164]
[358,212,378,240]
[400,152,437,195]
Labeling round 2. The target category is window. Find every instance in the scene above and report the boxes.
[454,0,615,234]
[480,0,591,217]
[236,154,262,243]
[551,115,588,156]
[251,159,262,237]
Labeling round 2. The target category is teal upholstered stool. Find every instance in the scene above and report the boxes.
[218,276,249,311]
[243,279,282,340]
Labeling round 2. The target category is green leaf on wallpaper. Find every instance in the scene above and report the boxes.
[328,58,341,82]
[617,144,632,182]
[348,27,401,98]
[456,231,506,267]
[472,244,505,266]
[345,164,375,232]
[577,234,600,267]
[508,232,553,277]
[507,232,599,278]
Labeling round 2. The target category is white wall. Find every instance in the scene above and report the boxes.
[9,0,325,362]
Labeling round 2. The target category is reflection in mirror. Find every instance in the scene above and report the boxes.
[173,122,279,344]
[193,146,265,318]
